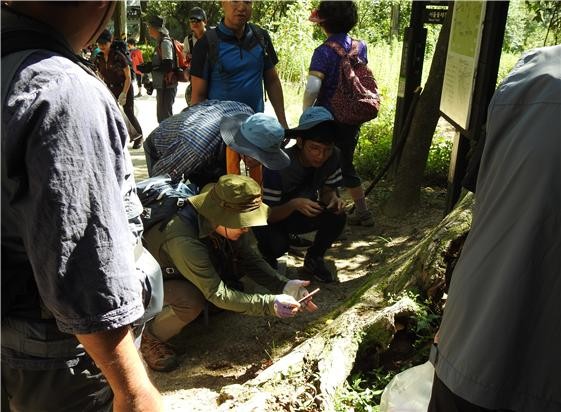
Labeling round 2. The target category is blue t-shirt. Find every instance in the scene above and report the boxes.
[190,21,278,113]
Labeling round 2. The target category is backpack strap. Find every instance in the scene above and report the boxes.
[247,22,269,60]
[188,34,194,54]
[205,28,222,72]
[326,38,361,56]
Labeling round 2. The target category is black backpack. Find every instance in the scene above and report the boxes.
[206,23,269,75]
[137,175,199,232]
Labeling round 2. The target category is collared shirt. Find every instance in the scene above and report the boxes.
[2,10,145,367]
[434,45,561,411]
[149,100,253,184]
[190,21,278,113]
[262,146,342,206]
[143,204,288,316]
[309,33,368,111]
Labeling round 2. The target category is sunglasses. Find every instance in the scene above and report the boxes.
[189,18,203,23]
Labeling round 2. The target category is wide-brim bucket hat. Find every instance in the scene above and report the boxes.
[147,15,169,35]
[220,113,290,170]
[188,175,269,229]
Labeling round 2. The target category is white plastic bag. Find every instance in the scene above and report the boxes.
[379,361,434,412]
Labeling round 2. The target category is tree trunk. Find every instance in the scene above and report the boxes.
[113,2,127,41]
[385,7,453,217]
[215,194,474,412]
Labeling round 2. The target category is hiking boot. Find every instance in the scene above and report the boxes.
[347,209,375,227]
[303,255,336,283]
[140,330,179,372]
[288,233,313,250]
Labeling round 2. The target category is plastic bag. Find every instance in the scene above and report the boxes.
[379,361,434,412]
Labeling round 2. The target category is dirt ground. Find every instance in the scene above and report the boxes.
[130,146,446,411]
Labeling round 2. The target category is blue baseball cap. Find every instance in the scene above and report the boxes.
[294,107,334,130]
[220,113,290,170]
[285,107,336,142]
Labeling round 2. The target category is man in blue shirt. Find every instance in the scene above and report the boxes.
[189,0,288,128]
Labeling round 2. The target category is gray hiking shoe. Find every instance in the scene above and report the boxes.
[347,209,375,227]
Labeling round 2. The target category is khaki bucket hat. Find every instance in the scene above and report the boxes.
[188,175,269,229]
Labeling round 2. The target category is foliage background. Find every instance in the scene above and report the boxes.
[139,0,559,187]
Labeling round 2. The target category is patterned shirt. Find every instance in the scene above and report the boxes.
[149,100,254,183]
[262,145,342,206]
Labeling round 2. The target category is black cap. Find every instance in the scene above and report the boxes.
[189,7,207,21]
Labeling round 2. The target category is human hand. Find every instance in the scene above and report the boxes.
[283,280,318,312]
[273,294,300,318]
[291,198,323,217]
[118,92,127,106]
[325,196,346,214]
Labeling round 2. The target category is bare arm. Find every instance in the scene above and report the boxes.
[77,327,162,412]
[190,75,208,105]
[122,66,132,96]
[263,67,288,128]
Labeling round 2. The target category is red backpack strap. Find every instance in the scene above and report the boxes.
[325,40,347,57]
[349,39,360,57]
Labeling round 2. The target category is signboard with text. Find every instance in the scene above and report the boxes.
[440,1,486,131]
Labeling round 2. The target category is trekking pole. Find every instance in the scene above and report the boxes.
[349,86,423,214]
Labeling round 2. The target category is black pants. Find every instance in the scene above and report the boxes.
[156,86,177,123]
[253,210,346,264]
[334,122,362,189]
[2,356,113,412]
[123,87,143,140]
[428,373,514,412]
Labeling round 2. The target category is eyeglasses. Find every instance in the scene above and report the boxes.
[189,18,203,23]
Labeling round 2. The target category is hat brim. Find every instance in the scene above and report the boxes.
[220,115,290,171]
[188,184,270,229]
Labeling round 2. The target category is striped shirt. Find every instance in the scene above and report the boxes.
[150,100,254,179]
[262,145,342,206]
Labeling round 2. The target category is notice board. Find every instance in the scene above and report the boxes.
[440,1,486,131]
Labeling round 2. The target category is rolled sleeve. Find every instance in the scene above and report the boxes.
[3,54,145,334]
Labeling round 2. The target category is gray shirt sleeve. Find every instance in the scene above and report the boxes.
[2,53,145,334]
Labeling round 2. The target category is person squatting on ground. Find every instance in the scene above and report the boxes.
[182,6,207,106]
[128,37,144,97]
[143,100,289,189]
[305,1,374,227]
[1,2,162,411]
[253,107,347,283]
[190,0,288,128]
[95,29,144,149]
[138,15,177,123]
[140,175,318,372]
[428,45,561,412]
